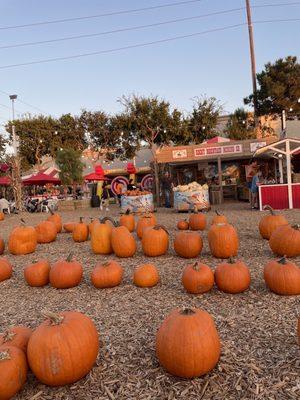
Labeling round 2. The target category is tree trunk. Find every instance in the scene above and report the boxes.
[10,156,23,211]
[151,145,160,207]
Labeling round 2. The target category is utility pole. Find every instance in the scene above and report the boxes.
[245,0,259,128]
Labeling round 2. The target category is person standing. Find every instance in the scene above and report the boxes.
[115,179,124,206]
[100,180,110,211]
[250,168,261,209]
[161,171,173,208]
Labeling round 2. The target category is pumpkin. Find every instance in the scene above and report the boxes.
[208,223,239,259]
[142,225,169,257]
[136,214,157,239]
[156,308,221,378]
[0,212,4,221]
[269,224,300,257]
[0,345,28,400]
[47,209,62,233]
[259,205,288,240]
[91,218,113,255]
[133,264,159,287]
[0,237,4,255]
[189,211,206,231]
[0,258,12,283]
[35,220,57,244]
[49,254,83,289]
[88,218,99,235]
[120,209,135,232]
[111,225,136,258]
[91,260,123,288]
[177,220,189,230]
[24,259,50,287]
[8,219,37,255]
[63,222,76,233]
[0,326,32,354]
[27,311,99,386]
[264,257,300,295]
[174,231,203,258]
[182,262,214,294]
[212,210,228,225]
[215,258,251,294]
[72,217,89,242]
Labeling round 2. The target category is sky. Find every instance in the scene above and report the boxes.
[0,0,299,126]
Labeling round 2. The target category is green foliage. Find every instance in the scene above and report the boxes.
[225,108,256,140]
[55,148,84,186]
[244,56,300,116]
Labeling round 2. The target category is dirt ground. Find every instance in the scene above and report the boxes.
[0,202,299,400]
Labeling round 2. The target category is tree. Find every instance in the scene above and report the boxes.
[187,96,223,143]
[244,56,300,116]
[0,133,6,160]
[55,149,84,190]
[225,108,256,140]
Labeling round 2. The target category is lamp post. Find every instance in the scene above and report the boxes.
[9,94,18,154]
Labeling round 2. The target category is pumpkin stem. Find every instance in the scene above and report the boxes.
[0,350,11,361]
[90,217,94,222]
[125,209,131,215]
[79,217,84,223]
[228,257,235,264]
[215,210,221,216]
[153,225,169,235]
[102,261,111,267]
[49,208,54,216]
[1,330,15,342]
[20,218,26,225]
[263,205,275,215]
[192,262,200,271]
[66,253,73,262]
[41,310,64,325]
[101,217,117,226]
[292,224,300,230]
[181,309,196,316]
[278,256,287,265]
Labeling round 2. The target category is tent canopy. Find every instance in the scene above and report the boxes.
[84,164,107,181]
[23,172,61,186]
[253,137,300,158]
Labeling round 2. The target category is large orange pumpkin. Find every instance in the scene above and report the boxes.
[49,254,83,289]
[91,260,123,288]
[72,217,89,242]
[259,205,288,240]
[174,231,203,258]
[177,219,189,230]
[27,311,99,386]
[0,326,32,354]
[133,264,160,287]
[24,259,50,287]
[208,223,239,259]
[136,214,157,239]
[264,257,300,295]
[189,211,206,231]
[211,210,228,225]
[8,219,37,255]
[47,209,62,233]
[0,345,28,399]
[142,225,169,257]
[120,209,135,232]
[91,220,113,255]
[0,212,4,221]
[111,225,136,258]
[215,259,251,294]
[0,237,4,255]
[0,258,12,283]
[269,224,300,257]
[35,220,57,244]
[182,262,214,294]
[156,308,221,378]
[63,222,76,233]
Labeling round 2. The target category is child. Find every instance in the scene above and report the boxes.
[100,180,110,211]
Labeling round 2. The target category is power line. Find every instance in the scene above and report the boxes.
[0,89,48,115]
[0,0,206,31]
[0,7,245,50]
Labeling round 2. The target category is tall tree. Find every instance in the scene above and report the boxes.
[225,108,256,140]
[55,149,84,189]
[0,133,6,160]
[244,56,300,116]
[187,96,223,143]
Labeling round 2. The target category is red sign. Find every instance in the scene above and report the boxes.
[194,144,243,157]
[194,148,206,156]
[206,147,222,155]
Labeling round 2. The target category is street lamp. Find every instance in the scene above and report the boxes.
[9,94,18,154]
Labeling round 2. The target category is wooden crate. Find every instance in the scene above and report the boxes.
[57,200,75,211]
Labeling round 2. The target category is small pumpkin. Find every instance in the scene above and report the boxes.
[47,209,62,233]
[177,220,189,230]
[259,205,288,240]
[211,210,228,225]
[189,210,206,231]
[35,220,57,244]
[215,258,251,294]
[72,217,89,242]
[0,258,12,283]
[0,326,32,354]
[0,212,4,221]
[24,259,50,287]
[63,222,76,233]
[142,225,169,257]
[8,219,37,255]
[0,237,4,255]
[111,225,136,258]
[88,218,99,235]
[136,213,157,239]
[264,257,300,295]
[91,260,123,288]
[182,262,214,294]
[269,224,300,257]
[133,264,159,287]
[120,209,135,232]
[27,311,99,386]
[174,231,203,258]
[208,223,239,259]
[156,308,221,378]
[0,345,28,400]
[49,254,83,289]
[91,218,113,255]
